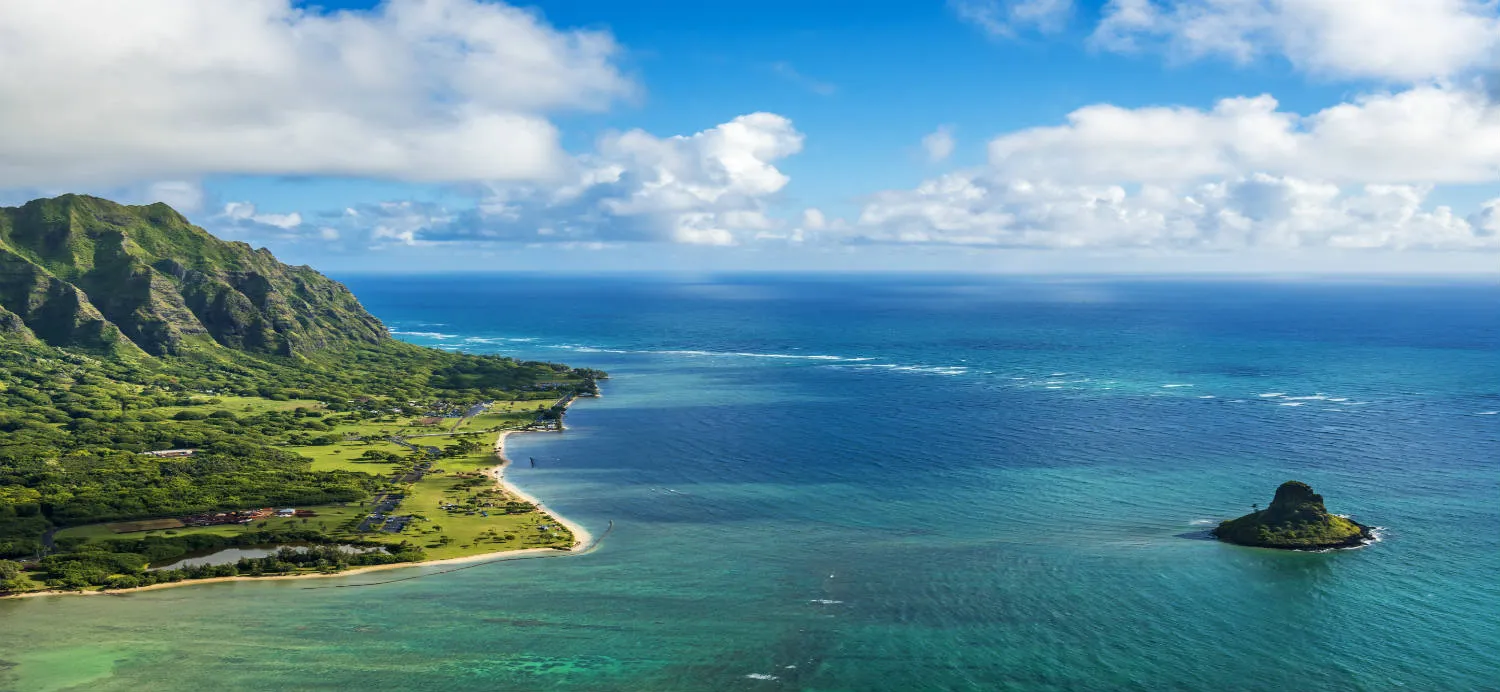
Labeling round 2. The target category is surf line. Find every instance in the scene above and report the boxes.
[301,520,614,590]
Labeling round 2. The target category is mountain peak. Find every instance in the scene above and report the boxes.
[0,195,386,357]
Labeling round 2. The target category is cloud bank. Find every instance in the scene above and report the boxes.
[0,0,630,187]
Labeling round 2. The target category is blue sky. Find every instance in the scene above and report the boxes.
[3,0,1500,272]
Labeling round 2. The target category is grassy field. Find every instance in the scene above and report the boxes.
[395,449,572,559]
[105,519,184,532]
[294,440,412,473]
[53,395,577,563]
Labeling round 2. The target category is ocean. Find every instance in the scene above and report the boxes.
[2,275,1497,691]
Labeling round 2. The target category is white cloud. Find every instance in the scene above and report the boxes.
[309,113,803,248]
[143,181,205,213]
[418,112,805,246]
[802,208,829,231]
[951,0,1074,37]
[988,87,1500,185]
[222,202,303,230]
[1092,0,1500,82]
[922,126,957,163]
[855,171,1498,250]
[0,0,630,187]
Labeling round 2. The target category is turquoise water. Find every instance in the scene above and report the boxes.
[2,276,1497,691]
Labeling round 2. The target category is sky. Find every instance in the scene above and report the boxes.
[1,0,1499,273]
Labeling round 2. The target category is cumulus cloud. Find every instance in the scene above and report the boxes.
[855,171,1497,250]
[333,113,804,247]
[0,0,630,187]
[922,126,957,163]
[988,87,1500,185]
[143,181,206,214]
[1092,0,1500,82]
[951,0,1074,37]
[222,202,303,230]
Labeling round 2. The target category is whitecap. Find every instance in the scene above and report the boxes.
[1198,395,1216,399]
[1476,411,1499,416]
[1161,384,1194,388]
[1188,519,1217,526]
[809,599,843,604]
[1283,395,1329,401]
[745,674,780,681]
[1045,386,1063,389]
[1258,392,1286,398]
[1049,372,1068,376]
[1279,402,1305,407]
[389,330,457,339]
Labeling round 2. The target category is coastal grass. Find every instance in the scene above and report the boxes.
[396,465,572,560]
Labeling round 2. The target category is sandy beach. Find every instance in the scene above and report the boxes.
[490,428,595,550]
[4,407,595,601]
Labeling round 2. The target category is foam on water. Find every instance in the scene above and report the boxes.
[388,330,457,339]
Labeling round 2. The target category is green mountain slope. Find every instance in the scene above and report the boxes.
[0,195,606,581]
[0,195,386,356]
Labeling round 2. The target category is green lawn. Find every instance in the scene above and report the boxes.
[293,440,412,473]
[393,450,572,559]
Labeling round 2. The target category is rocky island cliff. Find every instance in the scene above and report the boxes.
[1214,481,1374,550]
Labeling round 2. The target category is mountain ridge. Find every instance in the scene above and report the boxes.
[0,195,386,357]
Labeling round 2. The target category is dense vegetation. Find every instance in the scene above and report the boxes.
[0,195,603,591]
[35,528,425,590]
[1214,481,1372,550]
[0,194,385,356]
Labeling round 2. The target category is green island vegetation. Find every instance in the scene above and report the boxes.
[1213,481,1373,550]
[0,194,604,595]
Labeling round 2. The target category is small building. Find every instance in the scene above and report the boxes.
[143,448,197,458]
[275,508,297,517]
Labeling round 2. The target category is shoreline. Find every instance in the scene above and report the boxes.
[3,399,595,601]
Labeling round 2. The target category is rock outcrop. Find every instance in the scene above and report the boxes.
[1214,481,1373,550]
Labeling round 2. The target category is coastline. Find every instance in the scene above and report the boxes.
[490,427,594,551]
[3,400,595,601]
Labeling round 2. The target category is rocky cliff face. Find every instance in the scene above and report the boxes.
[1214,480,1373,550]
[0,195,387,356]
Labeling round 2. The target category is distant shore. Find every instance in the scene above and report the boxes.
[2,400,595,601]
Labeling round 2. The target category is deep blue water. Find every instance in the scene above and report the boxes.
[2,275,1497,691]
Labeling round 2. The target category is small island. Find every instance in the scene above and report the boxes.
[1213,481,1374,550]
